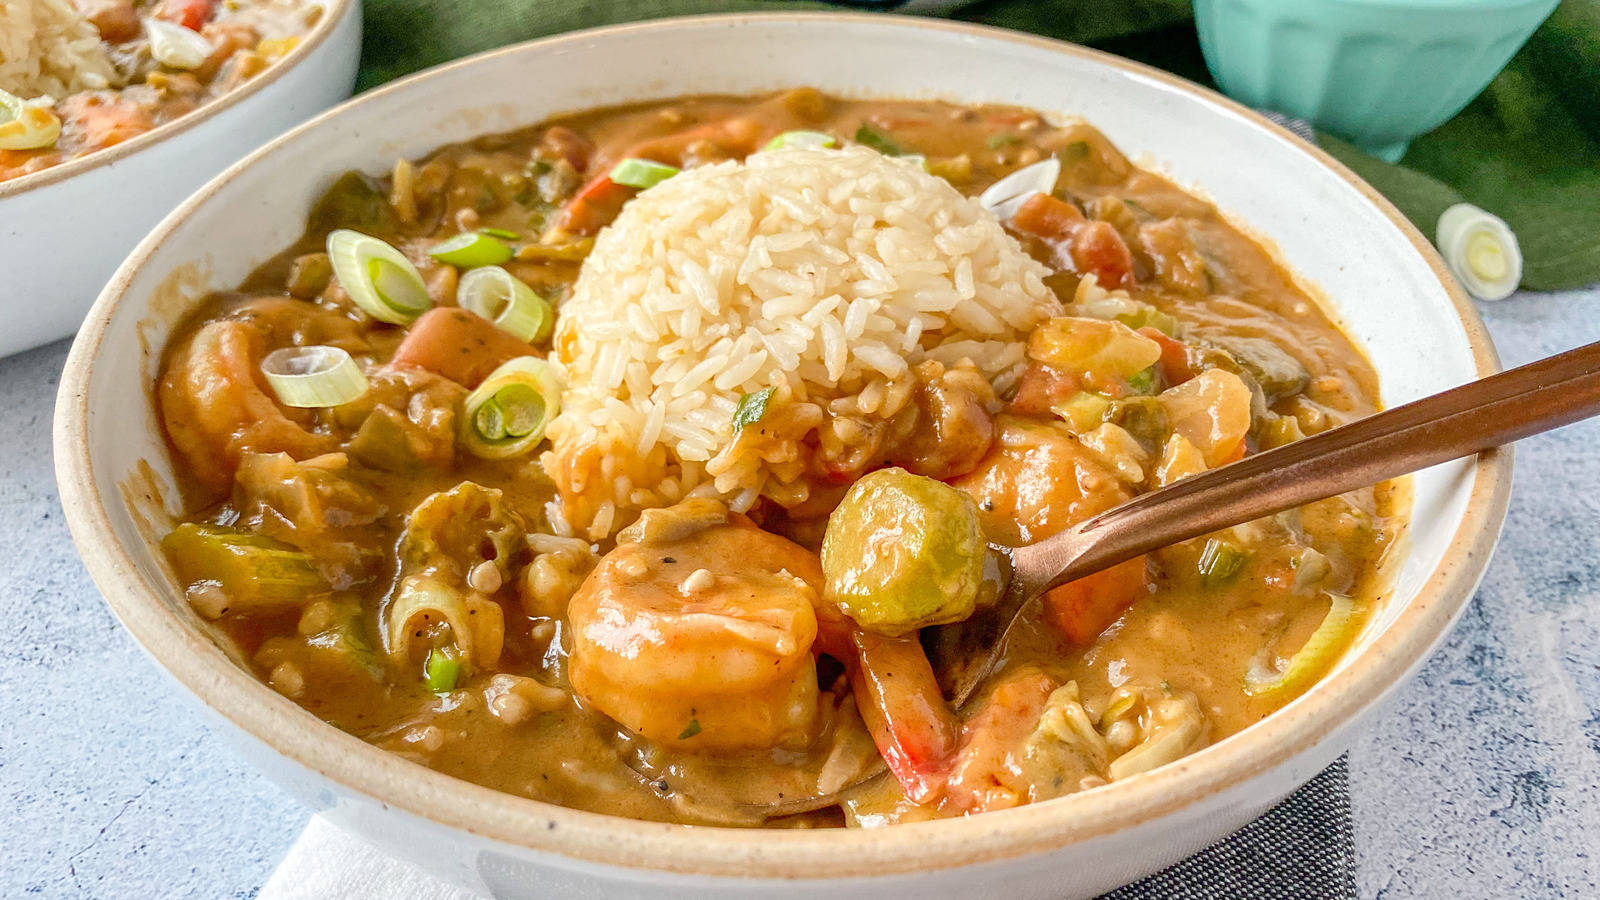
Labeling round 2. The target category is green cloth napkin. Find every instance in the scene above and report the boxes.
[358,0,1600,291]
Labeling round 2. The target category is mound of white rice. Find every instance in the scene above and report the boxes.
[545,145,1060,539]
[0,0,119,99]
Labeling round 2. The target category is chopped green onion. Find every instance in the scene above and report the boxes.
[1436,202,1522,301]
[428,232,514,268]
[161,523,325,617]
[461,357,562,459]
[259,345,369,408]
[479,227,521,240]
[1126,366,1157,395]
[0,89,60,150]
[986,133,1022,149]
[326,229,432,325]
[1197,538,1247,588]
[853,123,903,156]
[425,648,461,693]
[609,158,679,189]
[457,265,553,343]
[732,387,776,433]
[143,17,214,70]
[677,718,702,740]
[1049,391,1111,434]
[763,130,838,151]
[1244,593,1360,698]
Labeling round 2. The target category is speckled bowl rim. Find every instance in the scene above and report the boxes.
[54,13,1512,882]
[0,0,356,202]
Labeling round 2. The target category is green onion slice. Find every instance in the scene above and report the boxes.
[677,718,702,740]
[763,130,838,151]
[1197,538,1247,588]
[458,265,554,343]
[425,647,461,693]
[479,227,520,240]
[326,229,432,325]
[1244,593,1360,698]
[732,387,776,433]
[259,345,369,408]
[609,158,679,189]
[0,89,61,150]
[143,17,214,70]
[428,231,514,268]
[461,356,562,459]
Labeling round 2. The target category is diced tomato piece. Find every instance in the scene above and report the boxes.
[391,308,536,389]
[1008,363,1080,416]
[153,0,216,30]
[1011,192,1085,243]
[1042,555,1149,646]
[1068,220,1134,289]
[1140,326,1195,386]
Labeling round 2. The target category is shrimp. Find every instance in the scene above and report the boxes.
[952,416,1150,646]
[158,319,332,494]
[567,506,824,752]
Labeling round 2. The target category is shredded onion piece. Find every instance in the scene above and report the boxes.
[461,356,562,459]
[260,345,369,408]
[1243,592,1360,698]
[977,157,1061,221]
[1436,203,1522,301]
[458,266,552,343]
[144,18,215,70]
[326,229,432,324]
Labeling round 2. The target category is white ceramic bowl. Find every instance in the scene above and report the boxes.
[0,0,360,358]
[55,15,1511,898]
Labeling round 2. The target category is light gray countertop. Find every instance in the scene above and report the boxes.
[4,289,1599,898]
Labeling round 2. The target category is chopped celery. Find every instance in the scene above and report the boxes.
[162,523,325,615]
[1115,306,1182,337]
[425,648,462,693]
[1126,366,1158,395]
[853,123,903,156]
[1197,538,1247,588]
[1050,391,1112,434]
[1244,593,1360,698]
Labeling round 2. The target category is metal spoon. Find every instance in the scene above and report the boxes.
[685,338,1600,819]
[933,337,1600,706]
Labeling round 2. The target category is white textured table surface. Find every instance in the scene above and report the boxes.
[4,289,1599,898]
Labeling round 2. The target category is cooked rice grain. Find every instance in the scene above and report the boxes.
[546,145,1059,539]
[0,0,119,99]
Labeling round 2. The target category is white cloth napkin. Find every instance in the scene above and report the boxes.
[260,815,482,900]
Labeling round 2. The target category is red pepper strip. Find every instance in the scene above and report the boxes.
[1012,193,1135,289]
[845,630,959,803]
[1140,326,1195,386]
[153,0,216,30]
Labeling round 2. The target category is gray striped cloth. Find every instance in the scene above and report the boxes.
[1104,756,1355,899]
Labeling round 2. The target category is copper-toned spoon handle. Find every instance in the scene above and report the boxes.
[1012,339,1600,598]
[933,339,1600,706]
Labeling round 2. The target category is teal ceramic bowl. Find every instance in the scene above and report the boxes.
[1195,0,1559,161]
